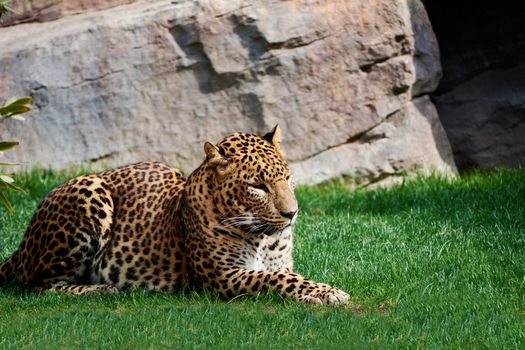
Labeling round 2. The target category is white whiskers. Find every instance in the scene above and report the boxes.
[219,214,280,235]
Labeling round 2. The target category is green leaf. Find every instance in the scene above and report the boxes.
[0,105,31,117]
[0,141,18,151]
[0,175,14,183]
[0,191,13,214]
[3,97,17,106]
[0,96,32,118]
[0,180,26,194]
[2,97,32,108]
[0,162,18,166]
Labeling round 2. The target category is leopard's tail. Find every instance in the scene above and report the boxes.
[0,251,18,286]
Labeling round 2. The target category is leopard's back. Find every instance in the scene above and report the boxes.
[1,162,187,293]
[94,162,187,291]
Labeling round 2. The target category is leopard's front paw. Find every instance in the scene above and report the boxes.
[311,284,349,305]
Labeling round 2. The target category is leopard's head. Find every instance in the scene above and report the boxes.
[203,125,297,236]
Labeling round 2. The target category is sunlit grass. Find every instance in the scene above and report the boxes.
[1,168,524,349]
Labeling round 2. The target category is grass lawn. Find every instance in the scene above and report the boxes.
[0,169,524,349]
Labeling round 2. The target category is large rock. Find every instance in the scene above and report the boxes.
[408,0,442,97]
[0,0,135,26]
[433,65,525,169]
[291,96,455,186]
[0,0,456,186]
[423,0,525,170]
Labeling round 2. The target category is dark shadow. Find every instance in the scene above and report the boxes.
[169,23,240,94]
[418,0,525,171]
[238,93,265,129]
[421,0,525,94]
[230,15,269,61]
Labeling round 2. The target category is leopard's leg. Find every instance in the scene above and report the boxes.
[16,174,118,294]
[214,268,348,305]
[36,281,118,295]
[0,252,18,286]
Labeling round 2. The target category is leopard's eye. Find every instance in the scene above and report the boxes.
[250,183,270,193]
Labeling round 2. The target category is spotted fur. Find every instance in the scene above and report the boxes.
[0,126,348,305]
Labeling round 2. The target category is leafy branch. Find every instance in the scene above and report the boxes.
[0,97,32,213]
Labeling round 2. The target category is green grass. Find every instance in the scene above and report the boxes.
[1,169,524,349]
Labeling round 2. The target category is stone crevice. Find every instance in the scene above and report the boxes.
[41,69,127,91]
[359,57,391,73]
[290,110,398,164]
[214,4,254,19]
[88,151,118,163]
[167,21,243,94]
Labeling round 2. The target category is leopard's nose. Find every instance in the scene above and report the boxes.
[280,210,297,220]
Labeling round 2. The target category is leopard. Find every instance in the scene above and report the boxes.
[0,125,348,305]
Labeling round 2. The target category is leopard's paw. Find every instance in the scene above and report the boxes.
[300,294,323,305]
[312,284,349,305]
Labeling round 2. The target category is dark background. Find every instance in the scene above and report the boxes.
[422,0,525,93]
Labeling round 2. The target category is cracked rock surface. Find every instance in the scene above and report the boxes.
[0,0,456,186]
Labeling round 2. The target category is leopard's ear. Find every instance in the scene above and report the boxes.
[204,142,232,176]
[262,124,285,158]
[204,142,222,163]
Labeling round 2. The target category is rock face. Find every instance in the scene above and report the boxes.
[0,0,456,186]
[433,65,525,169]
[423,0,525,170]
[0,0,135,26]
[293,96,455,186]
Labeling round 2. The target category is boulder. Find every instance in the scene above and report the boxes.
[0,0,135,26]
[433,65,525,169]
[423,0,525,170]
[0,0,456,186]
[291,96,455,186]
